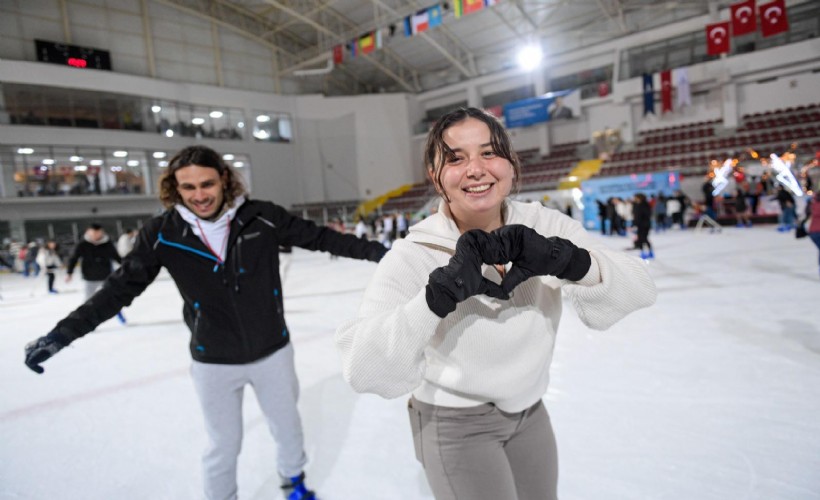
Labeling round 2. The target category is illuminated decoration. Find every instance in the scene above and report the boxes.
[711,159,735,196]
[769,153,803,196]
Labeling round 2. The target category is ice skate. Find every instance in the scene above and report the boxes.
[281,472,316,500]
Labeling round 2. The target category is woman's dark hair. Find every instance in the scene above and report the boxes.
[158,145,246,209]
[423,107,521,202]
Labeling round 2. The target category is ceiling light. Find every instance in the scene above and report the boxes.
[516,43,543,71]
[192,117,205,125]
[113,150,128,157]
[153,151,166,159]
[158,160,169,167]
[90,159,103,166]
[222,154,235,161]
[233,161,244,168]
[70,155,82,162]
[165,129,174,137]
[17,148,34,154]
[43,159,55,165]
[256,114,270,123]
[209,111,223,118]
[151,105,162,113]
[127,160,139,167]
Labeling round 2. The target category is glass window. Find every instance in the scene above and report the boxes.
[120,96,143,131]
[251,111,292,143]
[73,90,100,128]
[230,109,246,140]
[99,94,121,129]
[482,85,535,109]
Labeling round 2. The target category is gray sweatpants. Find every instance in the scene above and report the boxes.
[408,397,558,500]
[191,343,307,500]
[84,280,105,300]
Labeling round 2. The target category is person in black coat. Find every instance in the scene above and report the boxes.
[66,223,122,299]
[633,192,654,259]
[24,145,387,500]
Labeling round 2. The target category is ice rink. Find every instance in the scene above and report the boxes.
[2,225,819,500]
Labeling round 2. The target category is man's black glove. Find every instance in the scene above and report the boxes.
[494,225,592,295]
[426,230,508,318]
[366,242,388,263]
[24,331,69,374]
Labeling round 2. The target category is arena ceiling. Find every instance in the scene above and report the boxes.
[159,0,732,95]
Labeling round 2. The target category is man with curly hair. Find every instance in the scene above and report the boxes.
[24,145,387,500]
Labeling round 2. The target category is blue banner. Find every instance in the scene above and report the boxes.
[580,171,680,231]
[503,97,550,128]
[502,89,576,128]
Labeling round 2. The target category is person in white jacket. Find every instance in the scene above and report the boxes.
[335,107,657,500]
[36,240,62,294]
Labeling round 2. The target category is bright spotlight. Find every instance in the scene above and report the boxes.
[517,44,543,71]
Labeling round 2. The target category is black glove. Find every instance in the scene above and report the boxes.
[426,230,508,318]
[366,242,388,263]
[24,331,69,374]
[494,225,592,295]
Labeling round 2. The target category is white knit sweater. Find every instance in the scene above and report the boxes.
[335,200,656,413]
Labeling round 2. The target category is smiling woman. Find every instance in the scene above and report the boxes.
[336,107,657,500]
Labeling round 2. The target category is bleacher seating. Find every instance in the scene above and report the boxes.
[518,140,586,191]
[594,104,820,179]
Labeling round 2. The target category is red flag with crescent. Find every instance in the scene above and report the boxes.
[705,21,731,55]
[731,0,757,36]
[759,0,789,37]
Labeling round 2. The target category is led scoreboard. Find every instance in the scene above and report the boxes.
[35,40,112,70]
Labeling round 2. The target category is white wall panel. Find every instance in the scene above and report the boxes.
[107,0,140,14]
[108,34,148,57]
[106,11,143,34]
[185,46,217,67]
[151,22,184,43]
[68,3,107,29]
[181,28,213,47]
[114,53,149,75]
[19,17,63,44]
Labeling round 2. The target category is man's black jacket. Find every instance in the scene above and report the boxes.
[52,199,387,364]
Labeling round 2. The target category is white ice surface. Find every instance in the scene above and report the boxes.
[1,226,819,500]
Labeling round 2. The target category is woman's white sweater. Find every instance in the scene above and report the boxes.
[335,200,656,413]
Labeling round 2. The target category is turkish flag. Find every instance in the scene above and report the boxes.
[706,21,731,55]
[660,70,673,114]
[759,0,789,37]
[332,45,343,65]
[731,0,757,36]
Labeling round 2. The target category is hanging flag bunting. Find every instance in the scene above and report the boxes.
[759,0,789,37]
[643,73,655,116]
[675,67,691,108]
[660,70,673,114]
[455,0,484,18]
[705,21,731,55]
[411,10,430,34]
[428,5,443,28]
[347,40,357,58]
[484,0,498,5]
[730,0,757,36]
[359,32,376,54]
[332,45,343,65]
[375,29,383,49]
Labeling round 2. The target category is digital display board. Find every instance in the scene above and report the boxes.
[35,39,112,71]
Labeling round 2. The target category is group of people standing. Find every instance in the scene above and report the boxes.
[23,109,658,500]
